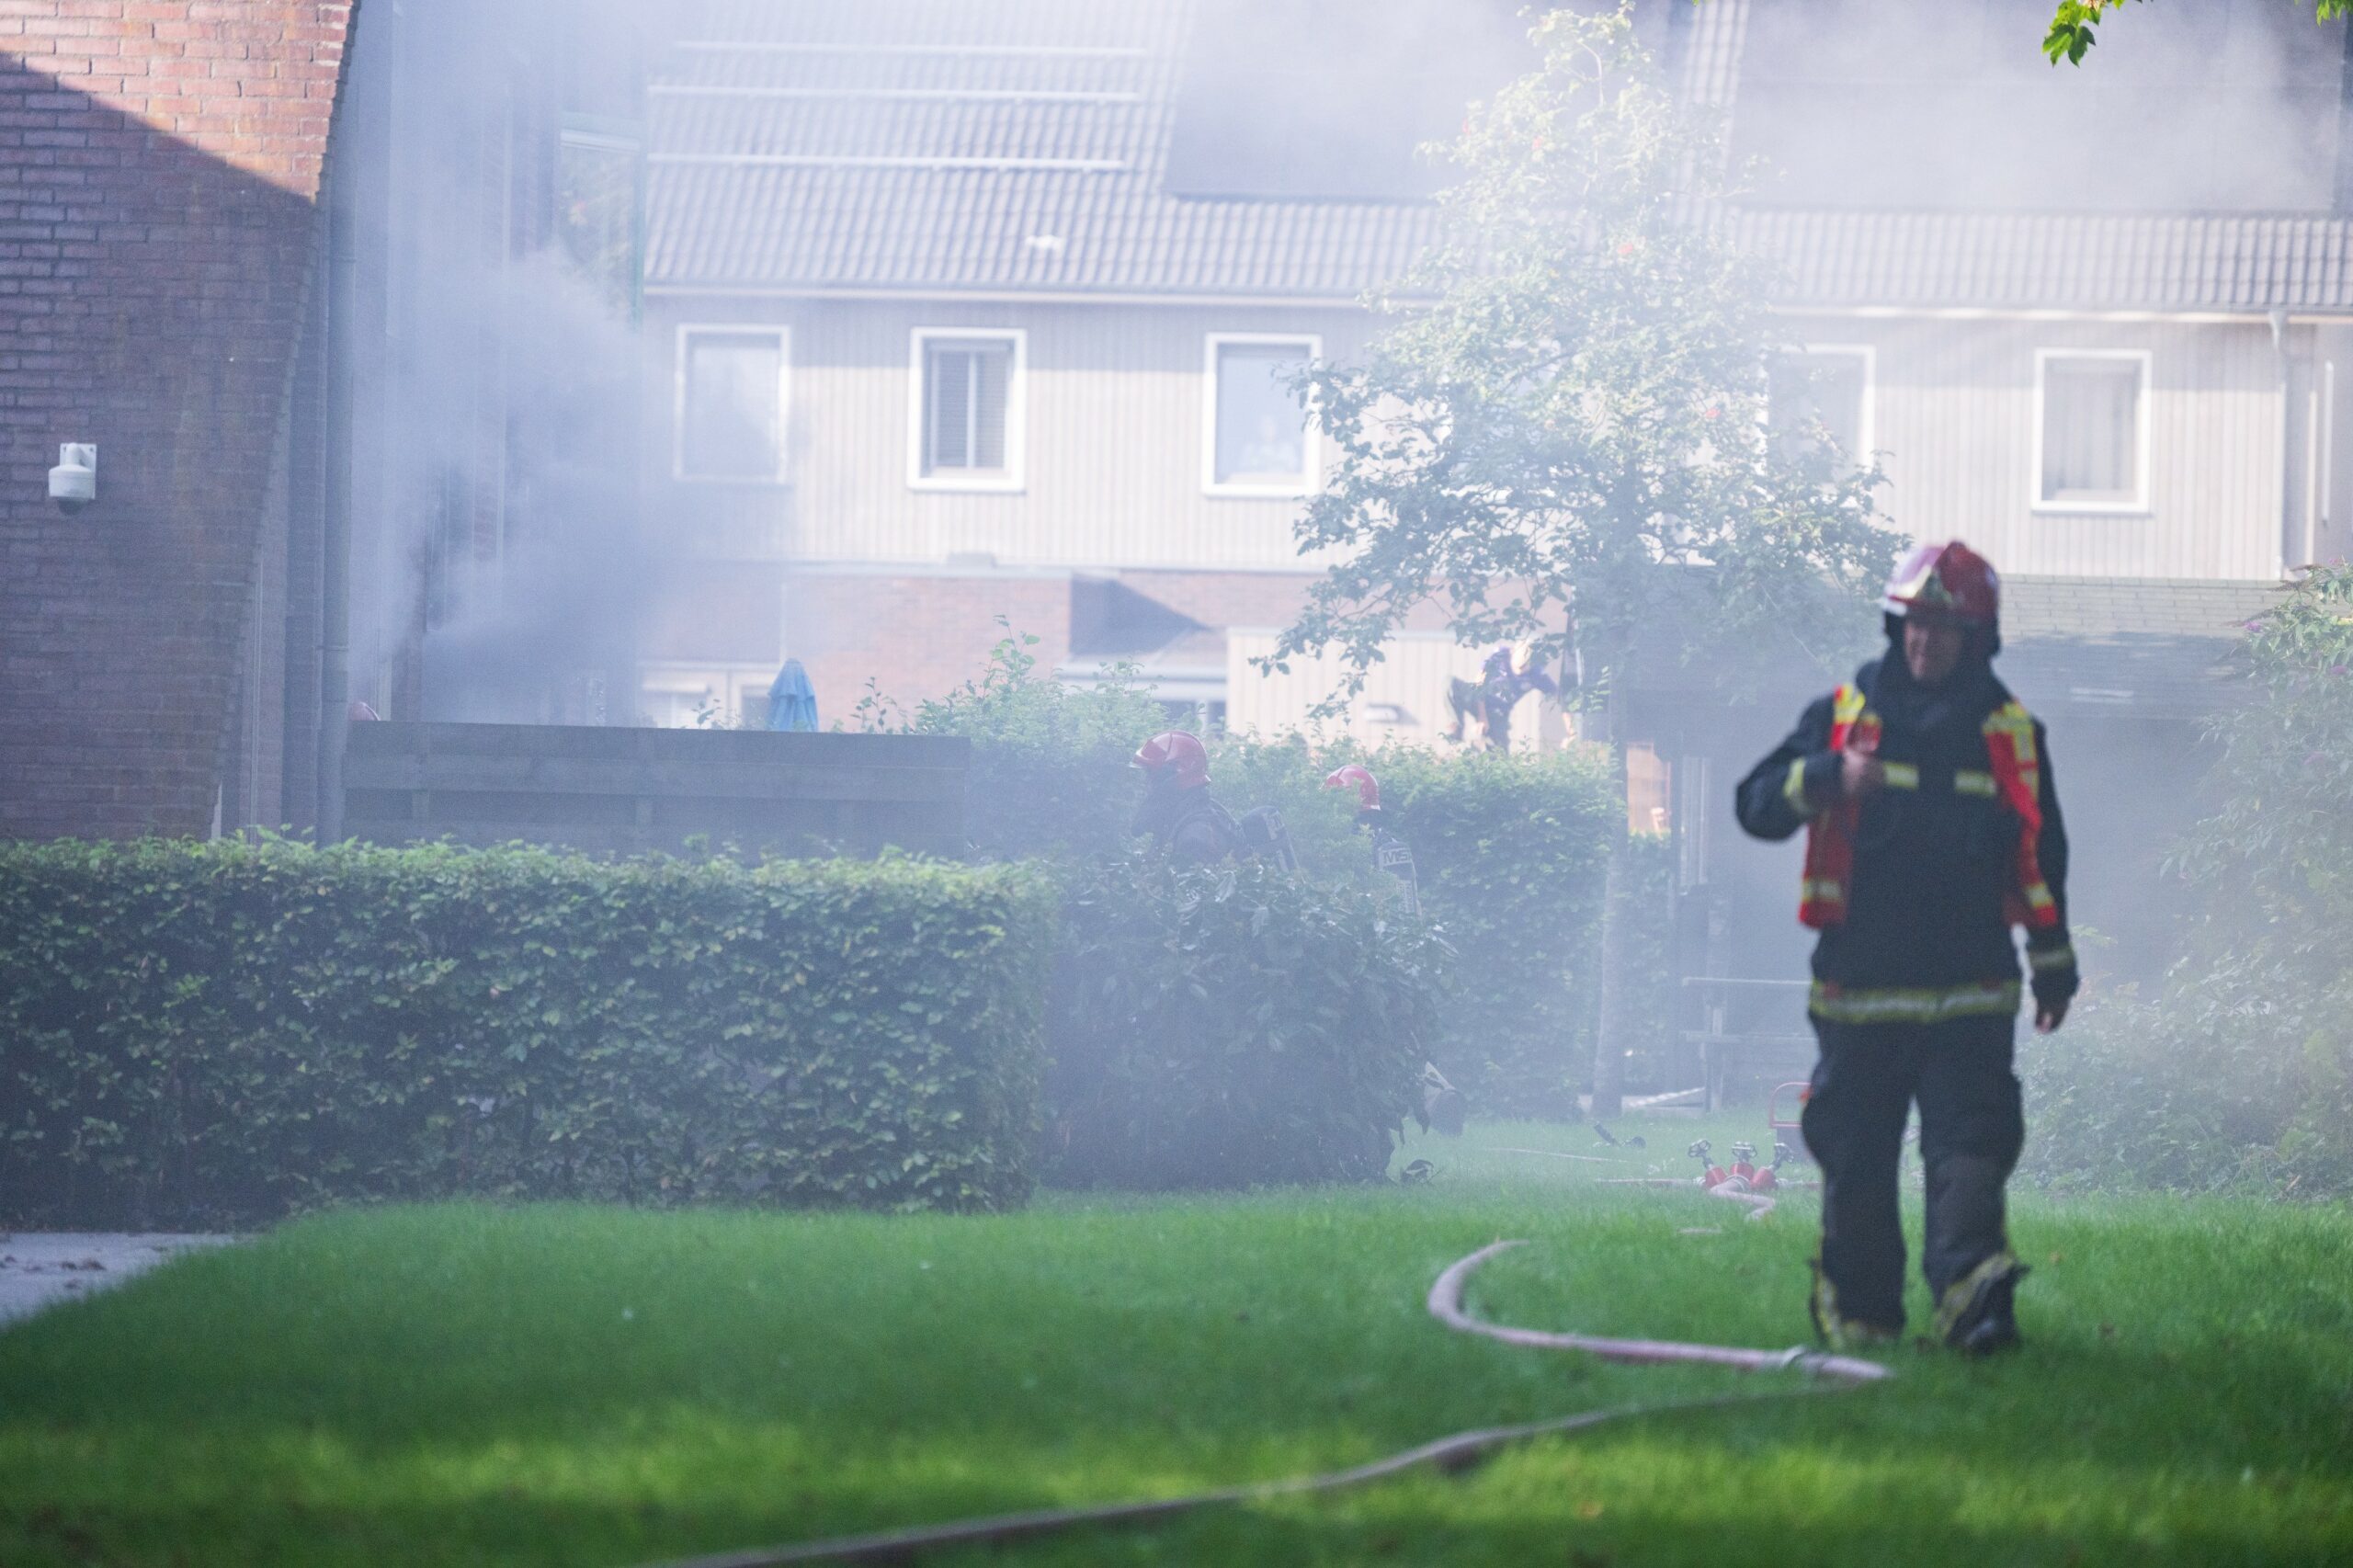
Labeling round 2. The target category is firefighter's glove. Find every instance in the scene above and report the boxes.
[2028,938,2078,1027]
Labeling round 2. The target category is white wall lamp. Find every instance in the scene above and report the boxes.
[49,443,95,513]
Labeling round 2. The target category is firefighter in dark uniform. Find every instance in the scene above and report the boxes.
[1324,763,1420,915]
[1734,540,2079,1354]
[1131,731,1242,864]
[1324,762,1463,1136]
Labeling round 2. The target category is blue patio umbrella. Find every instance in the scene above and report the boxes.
[767,658,820,732]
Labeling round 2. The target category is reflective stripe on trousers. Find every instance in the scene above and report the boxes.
[1808,980,2021,1024]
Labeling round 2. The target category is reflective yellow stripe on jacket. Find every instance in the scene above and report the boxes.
[1802,689,2061,935]
[1808,980,2023,1024]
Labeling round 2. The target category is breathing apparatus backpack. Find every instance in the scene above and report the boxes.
[1233,805,1300,873]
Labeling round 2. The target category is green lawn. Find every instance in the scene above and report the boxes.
[3,1112,2348,1567]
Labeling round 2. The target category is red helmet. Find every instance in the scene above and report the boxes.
[1324,763,1381,811]
[1132,730,1210,789]
[1883,540,1999,629]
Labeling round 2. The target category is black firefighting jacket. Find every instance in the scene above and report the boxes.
[1734,653,2081,1016]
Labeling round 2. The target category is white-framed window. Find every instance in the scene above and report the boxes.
[2034,348,2151,512]
[1203,332,1321,496]
[675,325,789,483]
[637,664,777,730]
[908,327,1027,492]
[1767,345,1874,479]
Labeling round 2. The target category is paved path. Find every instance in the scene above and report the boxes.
[0,1233,234,1326]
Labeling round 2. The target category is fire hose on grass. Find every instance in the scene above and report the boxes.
[636,1205,1889,1568]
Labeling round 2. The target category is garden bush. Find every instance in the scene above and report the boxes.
[2019,564,2353,1198]
[1355,746,1674,1113]
[904,629,1170,864]
[907,631,1372,876]
[0,838,1054,1227]
[911,634,1662,1119]
[2018,971,2347,1197]
[1044,855,1447,1189]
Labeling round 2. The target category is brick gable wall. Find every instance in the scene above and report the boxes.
[0,2,355,839]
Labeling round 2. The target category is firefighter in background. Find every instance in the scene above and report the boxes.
[1131,731,1244,863]
[1444,642,1560,750]
[1324,763,1419,915]
[1733,540,2078,1355]
[1324,762,1463,1136]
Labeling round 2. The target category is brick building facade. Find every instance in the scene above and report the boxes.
[0,1,356,839]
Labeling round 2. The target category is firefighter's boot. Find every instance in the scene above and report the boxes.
[1809,1258,1899,1351]
[1935,1252,2029,1356]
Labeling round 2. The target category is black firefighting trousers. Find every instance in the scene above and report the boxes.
[1800,1012,2026,1332]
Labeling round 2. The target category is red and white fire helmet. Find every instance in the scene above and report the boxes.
[1324,763,1381,811]
[1131,731,1211,789]
[1882,540,2000,630]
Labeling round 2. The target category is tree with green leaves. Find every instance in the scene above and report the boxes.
[2044,0,2350,65]
[1272,8,1894,1118]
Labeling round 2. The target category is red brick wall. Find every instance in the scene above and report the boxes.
[0,2,354,840]
[743,567,1372,727]
[783,569,1078,723]
[1113,567,1459,636]
[1110,568,1316,632]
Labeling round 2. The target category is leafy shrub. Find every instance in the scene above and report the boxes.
[910,629,1168,863]
[1194,731,1379,886]
[1355,745,1667,1112]
[2021,565,2353,1197]
[915,631,1656,1120]
[0,838,1054,1227]
[914,633,1392,878]
[1609,833,1681,1096]
[1044,856,1445,1189]
[2018,964,2350,1197]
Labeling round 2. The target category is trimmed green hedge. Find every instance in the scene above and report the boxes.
[1046,856,1445,1189]
[909,633,1673,1121]
[0,839,1054,1227]
[1349,747,1660,1113]
[961,728,1660,1117]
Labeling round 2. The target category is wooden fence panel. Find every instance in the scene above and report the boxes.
[344,723,968,859]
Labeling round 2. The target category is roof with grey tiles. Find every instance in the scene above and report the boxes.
[645,0,1445,298]
[644,0,2353,312]
[1735,210,2353,314]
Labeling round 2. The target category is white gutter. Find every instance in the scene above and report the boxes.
[2323,359,2337,567]
[668,41,1149,58]
[649,154,1131,172]
[642,283,1380,309]
[649,85,1143,103]
[1786,304,2353,325]
[2271,308,2293,577]
[642,282,2353,324]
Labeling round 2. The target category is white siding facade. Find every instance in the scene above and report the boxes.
[652,298,2335,586]
[1788,312,2347,582]
[645,297,1374,572]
